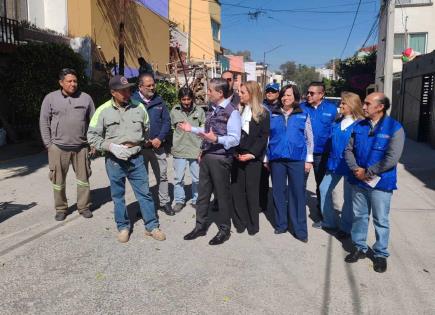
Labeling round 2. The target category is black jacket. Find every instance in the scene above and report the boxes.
[236,110,270,160]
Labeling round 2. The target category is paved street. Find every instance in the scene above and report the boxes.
[0,139,434,314]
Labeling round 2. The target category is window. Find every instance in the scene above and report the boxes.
[211,19,220,42]
[394,34,405,55]
[394,33,427,55]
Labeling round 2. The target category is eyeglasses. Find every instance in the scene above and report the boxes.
[225,78,233,82]
[266,90,278,94]
[307,91,317,96]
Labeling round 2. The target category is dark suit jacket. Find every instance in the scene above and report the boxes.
[236,110,270,160]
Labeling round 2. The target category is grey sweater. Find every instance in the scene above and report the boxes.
[39,90,95,149]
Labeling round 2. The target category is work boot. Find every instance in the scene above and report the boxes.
[145,228,166,241]
[55,212,67,221]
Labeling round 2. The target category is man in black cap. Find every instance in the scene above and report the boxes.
[87,75,166,243]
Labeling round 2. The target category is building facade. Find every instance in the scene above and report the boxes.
[68,0,170,78]
[169,0,221,63]
[393,0,435,73]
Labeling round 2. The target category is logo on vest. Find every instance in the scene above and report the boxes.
[377,133,391,139]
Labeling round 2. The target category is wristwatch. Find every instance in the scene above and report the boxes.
[215,136,219,144]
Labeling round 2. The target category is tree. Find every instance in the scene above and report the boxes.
[292,64,320,93]
[279,61,296,81]
[336,51,376,99]
[223,48,253,62]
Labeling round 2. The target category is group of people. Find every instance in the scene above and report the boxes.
[40,68,404,273]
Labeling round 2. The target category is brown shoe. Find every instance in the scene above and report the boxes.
[145,228,166,241]
[117,229,130,243]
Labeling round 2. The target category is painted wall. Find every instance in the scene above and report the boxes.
[393,3,435,73]
[68,0,169,76]
[169,0,221,61]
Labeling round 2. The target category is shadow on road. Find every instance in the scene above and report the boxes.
[0,201,37,223]
[400,139,435,191]
[0,152,48,181]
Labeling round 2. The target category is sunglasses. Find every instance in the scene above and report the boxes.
[307,91,318,96]
[266,90,278,93]
[225,78,233,82]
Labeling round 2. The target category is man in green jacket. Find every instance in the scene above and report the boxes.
[87,75,165,243]
[170,87,205,212]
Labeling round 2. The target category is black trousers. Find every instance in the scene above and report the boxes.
[231,159,262,234]
[195,154,233,231]
[259,164,270,211]
[304,152,328,222]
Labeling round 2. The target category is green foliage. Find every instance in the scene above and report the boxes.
[292,64,320,93]
[155,80,178,109]
[0,42,87,138]
[279,61,320,93]
[336,52,377,99]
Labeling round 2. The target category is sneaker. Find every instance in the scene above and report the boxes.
[117,229,130,243]
[312,221,323,229]
[55,212,67,221]
[145,228,166,241]
[173,203,184,213]
[80,209,93,218]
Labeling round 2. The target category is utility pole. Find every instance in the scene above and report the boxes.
[262,44,283,89]
[187,0,193,64]
[119,0,127,76]
[383,0,395,102]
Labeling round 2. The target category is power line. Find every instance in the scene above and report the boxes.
[339,0,363,58]
[359,12,380,50]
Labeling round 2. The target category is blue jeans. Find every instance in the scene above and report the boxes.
[105,155,159,232]
[351,185,392,258]
[319,172,353,233]
[173,157,199,204]
[271,160,307,239]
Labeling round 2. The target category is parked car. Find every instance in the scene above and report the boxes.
[324,96,341,107]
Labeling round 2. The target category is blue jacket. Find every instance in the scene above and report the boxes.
[348,116,402,191]
[267,106,308,162]
[326,119,358,176]
[300,100,337,154]
[131,91,171,141]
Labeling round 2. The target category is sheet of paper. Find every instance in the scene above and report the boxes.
[365,175,381,188]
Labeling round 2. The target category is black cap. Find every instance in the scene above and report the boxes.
[109,75,135,90]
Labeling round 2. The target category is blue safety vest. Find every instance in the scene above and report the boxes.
[327,119,359,176]
[300,100,337,154]
[267,106,308,161]
[349,116,403,191]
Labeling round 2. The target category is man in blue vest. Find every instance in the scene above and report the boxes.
[178,78,241,245]
[131,73,174,216]
[301,82,338,226]
[344,92,404,273]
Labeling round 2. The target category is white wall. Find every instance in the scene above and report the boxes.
[43,0,67,35]
[27,0,45,28]
[27,0,67,35]
[393,4,435,72]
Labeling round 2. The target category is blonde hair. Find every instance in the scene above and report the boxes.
[240,81,265,123]
[341,91,364,120]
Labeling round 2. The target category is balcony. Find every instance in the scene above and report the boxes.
[0,16,19,46]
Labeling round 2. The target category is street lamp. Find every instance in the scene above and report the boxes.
[263,44,283,88]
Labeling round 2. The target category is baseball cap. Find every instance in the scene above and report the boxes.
[109,75,135,90]
[265,83,280,92]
